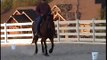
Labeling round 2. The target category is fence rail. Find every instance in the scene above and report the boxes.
[1,19,106,44]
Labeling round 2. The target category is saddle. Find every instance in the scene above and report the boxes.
[34,14,56,37]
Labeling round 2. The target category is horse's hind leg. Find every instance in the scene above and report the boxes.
[32,32,36,43]
[41,38,44,54]
[49,37,54,53]
[34,36,39,54]
[42,37,49,56]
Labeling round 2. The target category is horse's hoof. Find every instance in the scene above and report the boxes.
[34,52,38,55]
[44,54,49,56]
[49,49,53,53]
[43,53,49,56]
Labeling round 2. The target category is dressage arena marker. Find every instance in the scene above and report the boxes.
[92,52,99,60]
[11,44,16,50]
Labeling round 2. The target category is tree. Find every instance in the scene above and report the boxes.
[12,0,37,9]
[12,0,53,9]
[1,0,13,13]
[1,0,53,13]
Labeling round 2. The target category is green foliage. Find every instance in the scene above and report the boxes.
[12,0,38,9]
[1,0,13,13]
[47,0,53,3]
[12,0,53,9]
[1,0,53,14]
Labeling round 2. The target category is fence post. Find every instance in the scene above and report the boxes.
[76,19,80,41]
[92,18,95,42]
[57,20,60,42]
[4,23,7,43]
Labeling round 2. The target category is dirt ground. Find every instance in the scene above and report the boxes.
[1,43,106,60]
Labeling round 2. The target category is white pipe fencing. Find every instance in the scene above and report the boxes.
[1,19,106,44]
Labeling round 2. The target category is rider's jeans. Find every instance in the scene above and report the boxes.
[36,16,42,33]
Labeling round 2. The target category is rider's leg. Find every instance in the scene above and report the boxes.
[36,16,42,35]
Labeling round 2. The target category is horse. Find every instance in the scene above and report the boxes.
[32,14,56,56]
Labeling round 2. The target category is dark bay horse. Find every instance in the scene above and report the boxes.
[32,15,56,56]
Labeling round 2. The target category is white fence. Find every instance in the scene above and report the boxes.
[1,19,106,44]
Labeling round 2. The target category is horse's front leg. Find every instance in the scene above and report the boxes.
[32,31,36,43]
[34,36,38,54]
[42,37,49,56]
[49,37,54,53]
[41,38,44,54]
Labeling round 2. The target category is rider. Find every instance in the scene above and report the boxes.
[35,0,52,35]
